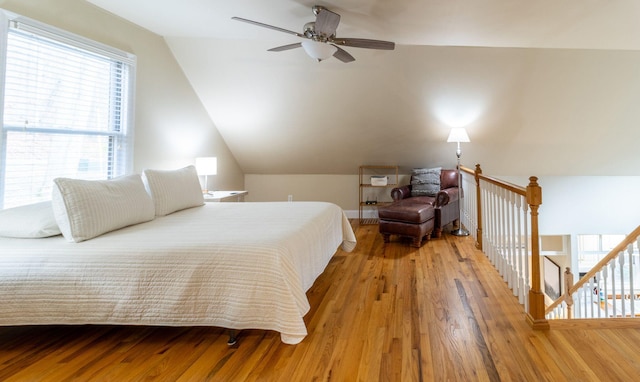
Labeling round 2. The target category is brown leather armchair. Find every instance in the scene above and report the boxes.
[378,169,460,246]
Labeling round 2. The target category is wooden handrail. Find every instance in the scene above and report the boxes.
[460,165,526,196]
[545,224,640,314]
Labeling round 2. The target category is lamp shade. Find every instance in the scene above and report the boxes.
[447,127,470,143]
[195,157,217,175]
[301,40,337,61]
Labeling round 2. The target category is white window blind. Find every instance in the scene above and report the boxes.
[0,11,136,209]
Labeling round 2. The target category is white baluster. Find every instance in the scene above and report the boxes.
[586,284,594,318]
[495,186,502,275]
[499,187,506,278]
[588,277,596,318]
[510,192,517,295]
[619,252,626,317]
[577,287,585,318]
[484,185,490,259]
[516,194,525,304]
[627,244,635,317]
[486,183,492,262]
[604,263,612,317]
[507,191,515,291]
[522,201,530,308]
[487,183,495,265]
[610,260,618,317]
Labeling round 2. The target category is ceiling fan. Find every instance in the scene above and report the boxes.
[232,5,395,63]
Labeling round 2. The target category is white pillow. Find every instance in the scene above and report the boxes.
[0,201,61,238]
[142,165,204,216]
[52,174,155,243]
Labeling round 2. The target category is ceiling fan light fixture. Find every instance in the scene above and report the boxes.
[301,40,337,61]
[233,5,395,64]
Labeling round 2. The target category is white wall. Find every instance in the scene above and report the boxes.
[245,174,357,205]
[0,0,244,191]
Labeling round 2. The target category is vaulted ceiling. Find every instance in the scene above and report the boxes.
[86,0,640,175]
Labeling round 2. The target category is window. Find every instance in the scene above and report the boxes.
[0,10,136,209]
[577,234,635,273]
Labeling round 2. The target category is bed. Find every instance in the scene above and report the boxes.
[0,167,356,345]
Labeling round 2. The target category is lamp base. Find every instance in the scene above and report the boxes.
[450,228,470,237]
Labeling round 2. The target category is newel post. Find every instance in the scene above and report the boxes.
[564,267,574,319]
[474,164,483,250]
[526,176,550,330]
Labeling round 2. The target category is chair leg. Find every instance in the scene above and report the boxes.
[382,233,391,243]
[411,236,423,247]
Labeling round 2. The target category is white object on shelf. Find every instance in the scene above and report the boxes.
[370,176,388,186]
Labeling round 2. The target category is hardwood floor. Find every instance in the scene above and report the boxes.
[1,221,639,381]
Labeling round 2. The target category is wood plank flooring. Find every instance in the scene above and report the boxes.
[1,221,639,381]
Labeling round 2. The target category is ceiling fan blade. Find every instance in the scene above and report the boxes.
[315,8,340,37]
[268,43,303,52]
[231,17,303,37]
[333,38,395,50]
[332,45,355,63]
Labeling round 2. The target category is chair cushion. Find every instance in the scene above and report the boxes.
[440,169,459,189]
[378,200,435,224]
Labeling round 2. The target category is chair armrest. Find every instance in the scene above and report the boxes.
[434,188,459,207]
[391,185,412,201]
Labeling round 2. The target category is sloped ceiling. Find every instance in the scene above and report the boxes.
[86,0,640,175]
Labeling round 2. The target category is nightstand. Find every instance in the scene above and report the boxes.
[203,190,248,202]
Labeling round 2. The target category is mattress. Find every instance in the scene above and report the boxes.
[0,201,356,344]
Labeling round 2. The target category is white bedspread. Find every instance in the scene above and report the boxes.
[0,201,356,344]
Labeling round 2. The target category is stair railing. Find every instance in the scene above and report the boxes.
[546,225,640,320]
[460,164,549,329]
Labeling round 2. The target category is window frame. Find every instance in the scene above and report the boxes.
[0,9,136,209]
